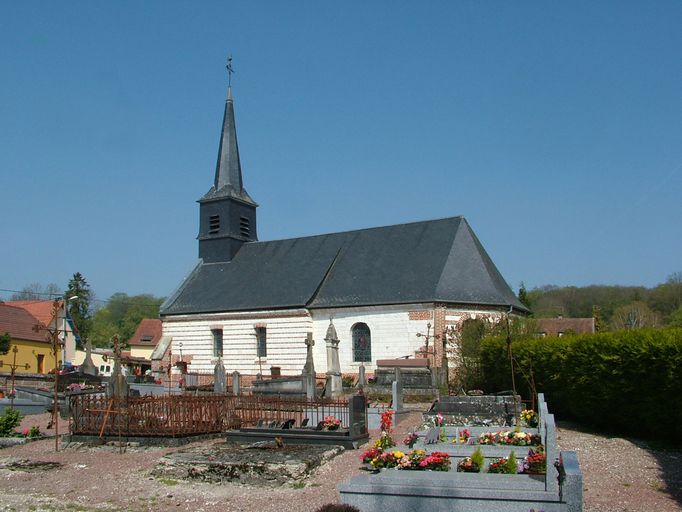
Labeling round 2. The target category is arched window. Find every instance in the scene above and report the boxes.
[352,323,371,362]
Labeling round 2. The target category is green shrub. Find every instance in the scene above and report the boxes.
[505,451,517,474]
[471,447,484,469]
[0,408,23,437]
[480,327,682,441]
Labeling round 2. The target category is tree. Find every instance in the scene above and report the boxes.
[11,282,60,300]
[518,283,531,310]
[610,301,660,330]
[89,293,165,347]
[669,306,682,328]
[65,273,93,344]
[592,305,603,332]
[0,332,10,355]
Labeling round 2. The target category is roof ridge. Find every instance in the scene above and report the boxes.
[244,215,465,246]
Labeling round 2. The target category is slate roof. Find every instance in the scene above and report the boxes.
[0,304,48,343]
[160,216,528,316]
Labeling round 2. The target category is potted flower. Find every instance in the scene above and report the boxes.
[520,409,538,428]
[453,428,471,444]
[323,415,341,431]
[457,447,484,473]
[374,430,396,449]
[522,448,546,474]
[487,451,517,474]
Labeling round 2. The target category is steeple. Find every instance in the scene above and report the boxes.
[197,60,258,263]
[204,83,256,205]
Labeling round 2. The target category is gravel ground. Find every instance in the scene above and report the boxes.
[0,412,679,511]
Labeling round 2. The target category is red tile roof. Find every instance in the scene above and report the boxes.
[5,300,59,326]
[128,319,162,346]
[0,304,50,343]
[536,317,595,336]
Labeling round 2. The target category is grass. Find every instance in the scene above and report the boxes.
[157,478,179,486]
[290,481,306,489]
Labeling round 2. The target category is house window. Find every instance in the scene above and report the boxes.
[255,326,267,358]
[209,215,220,234]
[239,216,250,237]
[141,335,153,343]
[212,329,223,358]
[352,323,371,362]
[36,354,45,374]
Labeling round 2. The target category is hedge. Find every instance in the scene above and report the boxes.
[480,328,682,440]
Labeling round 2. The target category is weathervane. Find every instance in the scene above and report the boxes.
[226,55,235,88]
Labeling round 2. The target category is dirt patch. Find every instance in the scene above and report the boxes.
[152,442,344,486]
[0,457,62,472]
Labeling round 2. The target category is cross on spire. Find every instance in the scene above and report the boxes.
[226,55,234,88]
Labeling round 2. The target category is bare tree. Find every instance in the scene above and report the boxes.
[610,301,660,330]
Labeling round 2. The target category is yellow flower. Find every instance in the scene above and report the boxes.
[392,451,405,459]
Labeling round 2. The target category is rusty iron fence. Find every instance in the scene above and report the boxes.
[70,394,352,437]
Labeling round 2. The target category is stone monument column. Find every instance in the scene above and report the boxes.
[213,357,226,394]
[324,320,342,398]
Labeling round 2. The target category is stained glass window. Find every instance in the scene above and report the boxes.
[352,323,371,362]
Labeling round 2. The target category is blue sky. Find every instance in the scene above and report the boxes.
[2,1,681,302]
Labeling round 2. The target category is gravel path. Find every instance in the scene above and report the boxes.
[0,412,679,511]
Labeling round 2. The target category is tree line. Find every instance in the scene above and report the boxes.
[518,272,682,329]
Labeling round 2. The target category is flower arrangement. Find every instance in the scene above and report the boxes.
[521,448,547,474]
[323,415,341,430]
[492,431,541,446]
[403,432,419,449]
[380,410,394,432]
[520,409,538,428]
[374,430,396,449]
[478,432,498,445]
[433,412,444,427]
[457,447,484,473]
[361,448,450,471]
[453,428,471,444]
[487,451,517,474]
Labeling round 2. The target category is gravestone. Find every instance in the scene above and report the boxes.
[424,426,440,444]
[324,320,342,398]
[232,371,241,396]
[214,358,226,394]
[349,394,368,438]
[357,364,366,388]
[391,368,403,412]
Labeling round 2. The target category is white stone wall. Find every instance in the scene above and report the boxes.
[162,310,312,375]
[163,304,510,377]
[310,304,435,373]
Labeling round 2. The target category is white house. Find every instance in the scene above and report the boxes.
[160,77,528,380]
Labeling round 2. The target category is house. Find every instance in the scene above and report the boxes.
[535,316,596,337]
[0,300,78,373]
[128,319,162,360]
[160,78,528,381]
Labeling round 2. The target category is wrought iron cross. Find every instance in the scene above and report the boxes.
[226,55,235,87]
[416,322,441,367]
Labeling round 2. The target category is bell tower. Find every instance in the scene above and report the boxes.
[198,60,258,263]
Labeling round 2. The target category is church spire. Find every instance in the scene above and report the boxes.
[197,58,258,263]
[208,58,255,205]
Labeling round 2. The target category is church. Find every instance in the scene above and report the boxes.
[159,75,528,382]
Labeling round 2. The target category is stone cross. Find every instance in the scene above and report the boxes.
[302,333,316,399]
[107,335,128,399]
[80,339,98,376]
[324,320,342,398]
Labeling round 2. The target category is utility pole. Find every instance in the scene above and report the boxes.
[32,299,64,451]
